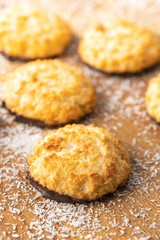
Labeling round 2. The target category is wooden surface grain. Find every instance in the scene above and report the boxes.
[0,0,160,239]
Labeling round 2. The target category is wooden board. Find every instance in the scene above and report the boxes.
[0,0,160,239]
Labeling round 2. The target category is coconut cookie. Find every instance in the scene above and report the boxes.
[0,7,71,60]
[27,124,131,202]
[2,59,96,126]
[145,75,160,123]
[78,21,160,73]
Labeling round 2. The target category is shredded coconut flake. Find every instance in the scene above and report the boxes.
[0,0,160,239]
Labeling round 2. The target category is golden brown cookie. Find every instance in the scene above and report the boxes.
[2,59,96,126]
[78,21,160,73]
[145,75,160,123]
[0,7,71,59]
[27,124,131,202]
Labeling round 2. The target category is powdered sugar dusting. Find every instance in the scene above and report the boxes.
[0,0,160,239]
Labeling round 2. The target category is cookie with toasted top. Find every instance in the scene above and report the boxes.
[78,21,160,73]
[27,124,131,202]
[2,59,96,126]
[0,7,71,59]
[145,74,160,123]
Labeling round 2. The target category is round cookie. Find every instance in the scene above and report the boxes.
[2,59,96,126]
[27,124,131,202]
[0,7,71,59]
[78,21,160,73]
[145,74,160,123]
